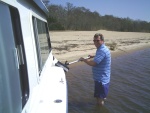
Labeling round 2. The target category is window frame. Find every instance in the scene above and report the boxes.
[32,17,51,74]
[9,6,29,108]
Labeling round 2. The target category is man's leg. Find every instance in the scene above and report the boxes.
[96,97,104,106]
[94,81,109,106]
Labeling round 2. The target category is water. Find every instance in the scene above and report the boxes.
[66,48,150,113]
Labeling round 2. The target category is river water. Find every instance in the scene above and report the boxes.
[66,48,150,113]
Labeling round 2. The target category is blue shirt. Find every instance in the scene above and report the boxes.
[92,44,111,85]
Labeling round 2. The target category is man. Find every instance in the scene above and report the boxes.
[80,33,111,106]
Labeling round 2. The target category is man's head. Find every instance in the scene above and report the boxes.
[93,33,104,48]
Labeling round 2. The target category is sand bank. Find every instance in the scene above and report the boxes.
[50,30,150,62]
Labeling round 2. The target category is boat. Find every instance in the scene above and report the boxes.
[0,0,68,113]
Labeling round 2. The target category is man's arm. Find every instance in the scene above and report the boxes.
[80,57,96,66]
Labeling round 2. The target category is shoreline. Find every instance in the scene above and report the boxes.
[66,45,150,68]
[50,30,150,63]
[54,44,150,64]
[111,44,150,58]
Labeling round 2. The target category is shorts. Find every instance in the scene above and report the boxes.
[94,81,109,99]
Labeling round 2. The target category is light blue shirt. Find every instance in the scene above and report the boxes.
[92,44,111,85]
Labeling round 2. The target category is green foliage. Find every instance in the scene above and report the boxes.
[49,22,65,30]
[47,3,150,32]
[47,16,65,30]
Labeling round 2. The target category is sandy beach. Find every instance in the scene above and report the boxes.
[49,30,150,62]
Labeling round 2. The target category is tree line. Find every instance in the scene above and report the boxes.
[44,2,150,32]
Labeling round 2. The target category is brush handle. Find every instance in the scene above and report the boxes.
[66,56,90,65]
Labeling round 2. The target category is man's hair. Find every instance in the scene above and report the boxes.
[94,33,104,41]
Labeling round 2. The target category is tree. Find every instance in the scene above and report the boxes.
[46,2,150,32]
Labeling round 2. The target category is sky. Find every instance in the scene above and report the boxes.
[49,0,150,22]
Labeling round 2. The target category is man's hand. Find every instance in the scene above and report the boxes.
[88,55,95,58]
[79,57,96,66]
[79,57,85,62]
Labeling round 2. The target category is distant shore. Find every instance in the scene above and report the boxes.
[50,30,150,62]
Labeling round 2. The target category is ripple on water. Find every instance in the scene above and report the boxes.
[67,48,150,113]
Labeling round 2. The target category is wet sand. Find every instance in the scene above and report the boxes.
[50,30,150,62]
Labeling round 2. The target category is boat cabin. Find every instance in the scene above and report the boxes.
[0,0,68,113]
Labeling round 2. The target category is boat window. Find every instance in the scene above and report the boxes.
[0,2,29,112]
[9,6,29,107]
[32,17,51,73]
